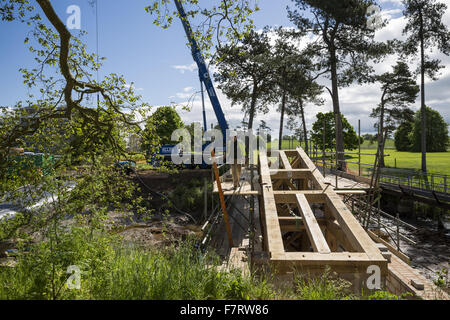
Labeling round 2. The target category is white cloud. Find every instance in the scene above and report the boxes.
[172,62,197,74]
[167,1,450,137]
[379,0,403,6]
[124,83,144,91]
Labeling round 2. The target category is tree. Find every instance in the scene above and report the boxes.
[370,61,419,166]
[402,0,450,171]
[143,106,184,147]
[394,121,413,151]
[215,30,273,132]
[288,0,392,170]
[146,0,259,56]
[411,107,449,152]
[0,0,153,177]
[285,62,324,155]
[270,29,319,151]
[311,112,359,151]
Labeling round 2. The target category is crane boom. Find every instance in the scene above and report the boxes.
[174,0,229,139]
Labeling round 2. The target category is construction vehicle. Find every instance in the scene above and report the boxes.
[149,0,229,168]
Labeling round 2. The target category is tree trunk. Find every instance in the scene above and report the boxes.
[278,91,287,150]
[378,100,386,168]
[330,48,345,170]
[246,83,258,165]
[419,10,427,172]
[299,98,308,153]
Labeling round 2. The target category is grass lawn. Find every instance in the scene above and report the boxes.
[269,138,450,176]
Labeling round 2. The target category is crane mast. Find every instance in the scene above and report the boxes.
[174,0,229,140]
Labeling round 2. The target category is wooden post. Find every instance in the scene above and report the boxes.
[395,158,397,169]
[211,149,234,248]
[358,119,361,176]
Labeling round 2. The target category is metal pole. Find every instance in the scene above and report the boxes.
[377,198,381,231]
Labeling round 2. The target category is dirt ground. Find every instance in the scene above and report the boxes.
[106,169,211,248]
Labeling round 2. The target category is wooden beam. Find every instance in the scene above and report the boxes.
[295,147,327,190]
[259,151,285,255]
[279,150,292,170]
[325,220,356,252]
[274,191,327,204]
[295,194,331,254]
[325,194,384,260]
[270,169,310,180]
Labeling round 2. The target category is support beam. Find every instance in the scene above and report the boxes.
[279,150,292,170]
[295,194,331,254]
[259,151,285,255]
[270,169,310,180]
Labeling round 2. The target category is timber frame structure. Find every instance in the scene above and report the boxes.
[257,147,388,291]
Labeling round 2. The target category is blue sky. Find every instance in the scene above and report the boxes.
[1,0,449,136]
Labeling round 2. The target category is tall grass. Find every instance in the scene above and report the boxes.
[0,236,275,300]
[95,243,275,300]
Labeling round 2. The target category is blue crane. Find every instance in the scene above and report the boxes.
[149,0,230,168]
[174,0,229,137]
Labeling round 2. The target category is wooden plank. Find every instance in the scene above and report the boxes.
[271,252,372,262]
[274,190,327,204]
[279,150,292,170]
[295,194,331,254]
[325,194,384,260]
[270,169,310,180]
[325,220,356,252]
[259,151,285,255]
[367,230,411,265]
[295,147,327,190]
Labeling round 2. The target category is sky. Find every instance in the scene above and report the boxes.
[1,0,450,137]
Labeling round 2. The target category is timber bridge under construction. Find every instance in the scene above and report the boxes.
[206,147,449,300]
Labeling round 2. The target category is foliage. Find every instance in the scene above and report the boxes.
[294,266,355,300]
[371,62,418,137]
[269,27,323,150]
[0,0,156,172]
[433,267,448,288]
[145,0,259,56]
[394,121,414,152]
[143,106,184,147]
[410,107,449,152]
[402,0,450,80]
[371,61,418,166]
[215,30,274,130]
[288,0,393,165]
[402,0,450,171]
[168,178,208,214]
[0,237,276,300]
[367,290,407,300]
[311,112,359,151]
